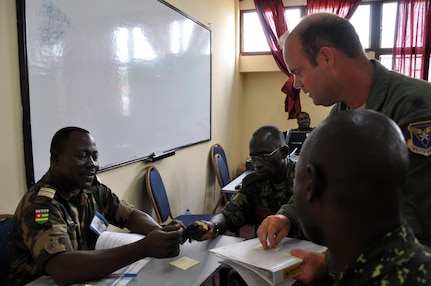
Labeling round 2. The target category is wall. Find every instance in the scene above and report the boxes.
[240,72,331,159]
[0,0,27,214]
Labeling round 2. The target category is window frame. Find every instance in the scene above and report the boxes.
[239,1,396,59]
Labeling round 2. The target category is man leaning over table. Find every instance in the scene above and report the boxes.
[8,127,186,286]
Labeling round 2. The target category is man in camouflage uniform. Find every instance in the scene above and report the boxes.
[8,127,185,286]
[187,125,296,285]
[295,110,431,285]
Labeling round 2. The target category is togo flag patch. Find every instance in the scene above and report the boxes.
[35,209,49,224]
[407,120,431,156]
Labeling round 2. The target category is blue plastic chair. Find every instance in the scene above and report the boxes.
[0,214,13,285]
[211,148,233,214]
[145,166,213,226]
[211,144,230,176]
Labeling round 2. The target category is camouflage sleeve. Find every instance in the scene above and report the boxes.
[220,174,259,230]
[220,193,249,230]
[22,195,74,271]
[94,184,134,228]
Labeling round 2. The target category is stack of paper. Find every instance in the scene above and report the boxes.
[210,237,327,286]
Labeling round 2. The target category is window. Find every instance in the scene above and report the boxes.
[349,2,397,71]
[240,1,398,70]
[242,11,271,53]
[241,7,304,54]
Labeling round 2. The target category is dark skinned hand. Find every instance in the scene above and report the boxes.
[165,219,188,244]
[141,226,182,258]
[186,220,214,241]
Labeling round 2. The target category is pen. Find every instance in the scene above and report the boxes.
[123,273,138,277]
[290,148,298,157]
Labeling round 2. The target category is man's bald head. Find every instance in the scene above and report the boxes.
[294,110,408,245]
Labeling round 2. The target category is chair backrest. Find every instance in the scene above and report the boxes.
[215,154,231,187]
[145,166,173,224]
[0,214,13,285]
[210,144,231,187]
[211,144,229,174]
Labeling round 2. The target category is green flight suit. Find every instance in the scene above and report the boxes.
[330,60,431,246]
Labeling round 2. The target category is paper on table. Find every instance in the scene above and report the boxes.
[170,256,200,270]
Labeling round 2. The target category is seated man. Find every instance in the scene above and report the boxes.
[292,111,314,132]
[284,112,314,154]
[8,127,186,286]
[187,125,297,285]
[293,110,431,285]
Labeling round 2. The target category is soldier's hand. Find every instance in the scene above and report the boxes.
[290,249,329,286]
[186,220,214,241]
[165,219,188,244]
[257,215,290,249]
[142,227,182,258]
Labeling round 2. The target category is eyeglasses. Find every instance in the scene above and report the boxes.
[249,146,281,164]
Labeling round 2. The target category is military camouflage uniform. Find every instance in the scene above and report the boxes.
[336,222,431,286]
[220,160,295,233]
[330,60,431,247]
[7,171,134,286]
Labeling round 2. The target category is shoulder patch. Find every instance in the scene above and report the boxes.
[35,208,49,224]
[37,187,56,199]
[407,120,431,156]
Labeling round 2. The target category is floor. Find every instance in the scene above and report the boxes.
[202,224,256,286]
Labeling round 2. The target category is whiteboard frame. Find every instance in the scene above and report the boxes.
[16,0,212,187]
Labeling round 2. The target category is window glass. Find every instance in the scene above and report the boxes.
[349,5,371,49]
[285,8,301,32]
[242,8,302,53]
[242,11,270,53]
[381,2,397,48]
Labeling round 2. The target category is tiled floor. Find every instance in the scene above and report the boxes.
[202,224,256,286]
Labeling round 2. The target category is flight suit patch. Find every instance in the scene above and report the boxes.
[407,120,431,156]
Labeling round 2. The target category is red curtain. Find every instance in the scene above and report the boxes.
[392,0,431,81]
[306,0,361,19]
[254,0,301,119]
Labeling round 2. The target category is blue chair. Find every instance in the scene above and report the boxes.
[0,214,13,285]
[145,166,213,226]
[211,144,230,177]
[212,154,234,214]
[211,144,233,214]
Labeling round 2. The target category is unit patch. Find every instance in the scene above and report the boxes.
[35,209,49,224]
[407,121,431,156]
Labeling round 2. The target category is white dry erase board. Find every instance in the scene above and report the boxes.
[16,0,212,186]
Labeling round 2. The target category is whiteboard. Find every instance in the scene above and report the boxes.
[17,0,211,185]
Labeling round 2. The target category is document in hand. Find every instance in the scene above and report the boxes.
[210,237,327,286]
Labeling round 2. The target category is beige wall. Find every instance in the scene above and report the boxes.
[0,0,330,219]
[240,71,331,159]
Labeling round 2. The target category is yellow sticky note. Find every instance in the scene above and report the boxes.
[169,256,200,270]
